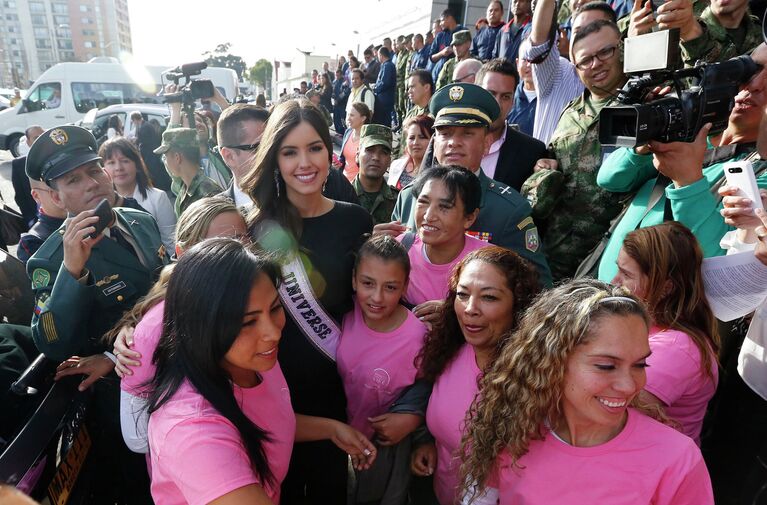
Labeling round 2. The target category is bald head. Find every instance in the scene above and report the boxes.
[453,59,483,83]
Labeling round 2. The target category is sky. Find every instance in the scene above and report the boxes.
[127,0,414,70]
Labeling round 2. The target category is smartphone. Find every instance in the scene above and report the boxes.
[89,198,114,239]
[651,0,665,14]
[725,161,764,210]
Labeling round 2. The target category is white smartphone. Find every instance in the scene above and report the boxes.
[724,161,764,210]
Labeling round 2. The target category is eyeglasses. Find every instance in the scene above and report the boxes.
[574,45,618,71]
[225,143,260,151]
[455,72,477,83]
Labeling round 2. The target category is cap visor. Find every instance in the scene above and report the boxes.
[359,140,392,151]
[45,152,102,182]
[153,144,170,155]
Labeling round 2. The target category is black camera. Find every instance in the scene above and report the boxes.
[163,61,214,104]
[599,29,761,147]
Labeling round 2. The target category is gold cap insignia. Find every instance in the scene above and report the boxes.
[49,128,68,146]
[448,86,464,102]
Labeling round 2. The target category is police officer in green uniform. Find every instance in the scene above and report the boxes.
[380,82,553,287]
[352,124,399,225]
[435,30,473,90]
[24,125,167,503]
[26,125,168,362]
[157,127,223,218]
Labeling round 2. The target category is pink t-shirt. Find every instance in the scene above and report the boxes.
[397,233,489,306]
[426,343,481,505]
[493,409,713,504]
[337,299,427,439]
[644,327,718,445]
[120,300,165,397]
[148,365,296,505]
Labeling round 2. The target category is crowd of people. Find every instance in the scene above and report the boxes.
[2,0,767,503]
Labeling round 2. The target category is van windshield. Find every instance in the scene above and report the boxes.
[72,82,162,113]
[21,82,62,112]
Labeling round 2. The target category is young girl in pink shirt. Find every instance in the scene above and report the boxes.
[460,279,714,505]
[613,222,719,445]
[337,235,428,503]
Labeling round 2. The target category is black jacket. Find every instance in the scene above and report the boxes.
[11,156,36,227]
[494,127,548,192]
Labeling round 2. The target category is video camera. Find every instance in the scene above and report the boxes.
[599,29,761,148]
[162,61,215,105]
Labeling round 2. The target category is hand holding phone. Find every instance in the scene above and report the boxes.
[89,198,115,239]
[725,161,764,210]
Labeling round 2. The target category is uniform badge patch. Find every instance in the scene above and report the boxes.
[34,292,50,315]
[31,268,51,289]
[95,274,120,287]
[103,281,127,297]
[525,227,540,252]
[49,128,69,145]
[448,86,464,101]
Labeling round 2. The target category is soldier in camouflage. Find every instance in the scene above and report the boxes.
[521,19,630,281]
[396,35,414,127]
[436,30,473,90]
[648,0,762,65]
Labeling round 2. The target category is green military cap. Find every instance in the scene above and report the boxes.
[405,34,414,42]
[154,127,198,155]
[429,82,500,128]
[451,30,472,46]
[397,35,406,43]
[359,124,392,151]
[26,125,101,182]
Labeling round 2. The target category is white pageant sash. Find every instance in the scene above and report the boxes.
[278,253,341,362]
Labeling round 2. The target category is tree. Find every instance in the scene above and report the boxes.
[248,59,273,95]
[202,42,247,80]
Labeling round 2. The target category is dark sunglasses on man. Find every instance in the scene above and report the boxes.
[225,142,259,151]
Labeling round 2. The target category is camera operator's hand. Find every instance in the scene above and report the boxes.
[720,187,767,243]
[649,123,711,187]
[629,0,655,37]
[164,83,182,124]
[656,0,702,41]
[534,158,558,172]
[210,86,230,111]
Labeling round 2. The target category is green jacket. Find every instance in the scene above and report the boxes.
[435,58,457,91]
[352,176,399,225]
[27,208,169,361]
[392,168,553,287]
[596,144,767,281]
[522,91,629,281]
[680,7,762,66]
[173,171,223,217]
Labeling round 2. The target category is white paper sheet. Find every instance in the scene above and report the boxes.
[703,251,767,322]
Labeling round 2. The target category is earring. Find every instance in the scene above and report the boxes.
[274,169,281,198]
[322,176,328,193]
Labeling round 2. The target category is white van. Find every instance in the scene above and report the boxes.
[0,60,238,155]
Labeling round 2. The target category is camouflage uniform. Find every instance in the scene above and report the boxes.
[396,48,412,125]
[435,58,457,90]
[521,91,630,281]
[680,7,762,66]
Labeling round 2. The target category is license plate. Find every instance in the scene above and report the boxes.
[47,426,91,505]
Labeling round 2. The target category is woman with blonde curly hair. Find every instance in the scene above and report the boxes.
[459,278,713,505]
[410,246,540,505]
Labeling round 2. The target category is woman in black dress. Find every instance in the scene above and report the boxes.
[242,98,374,504]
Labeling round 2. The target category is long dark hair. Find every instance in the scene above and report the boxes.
[145,238,283,488]
[242,99,333,241]
[416,246,540,382]
[99,137,153,199]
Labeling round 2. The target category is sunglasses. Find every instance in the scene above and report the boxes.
[225,143,260,151]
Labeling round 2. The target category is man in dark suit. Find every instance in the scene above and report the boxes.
[11,126,44,228]
[476,58,548,191]
[373,46,397,127]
